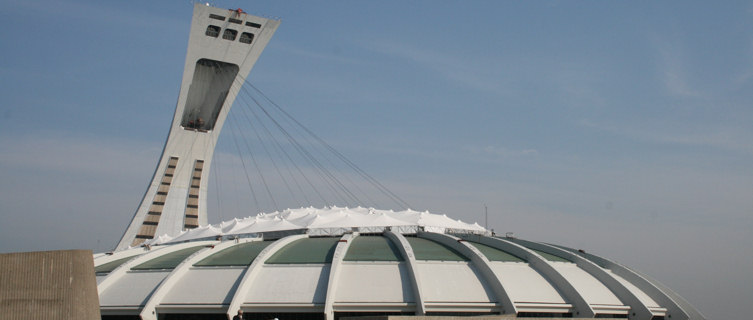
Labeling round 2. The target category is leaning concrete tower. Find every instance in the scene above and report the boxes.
[116,4,279,250]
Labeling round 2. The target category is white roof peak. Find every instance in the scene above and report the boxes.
[141,207,487,246]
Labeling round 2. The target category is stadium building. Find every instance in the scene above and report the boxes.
[94,4,705,320]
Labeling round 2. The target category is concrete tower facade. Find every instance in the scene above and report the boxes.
[116,4,279,250]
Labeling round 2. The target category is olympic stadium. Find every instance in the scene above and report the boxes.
[92,4,705,320]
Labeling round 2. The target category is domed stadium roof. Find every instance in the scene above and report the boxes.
[94,207,704,320]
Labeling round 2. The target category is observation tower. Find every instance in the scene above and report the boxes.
[116,4,279,250]
[97,4,705,320]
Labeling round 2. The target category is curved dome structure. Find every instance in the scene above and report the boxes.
[95,207,703,320]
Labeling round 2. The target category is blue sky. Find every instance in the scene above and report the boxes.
[1,1,752,318]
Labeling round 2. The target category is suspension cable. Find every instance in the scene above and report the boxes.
[219,73,413,211]
[246,81,412,209]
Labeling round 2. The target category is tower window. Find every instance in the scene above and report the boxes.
[209,14,225,21]
[229,18,242,24]
[222,29,237,41]
[239,32,254,44]
[205,25,220,37]
[246,21,261,28]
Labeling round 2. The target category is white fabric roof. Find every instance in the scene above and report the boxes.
[144,207,486,246]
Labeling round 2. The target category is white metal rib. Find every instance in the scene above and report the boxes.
[384,231,426,315]
[323,233,356,320]
[555,244,704,320]
[511,238,655,319]
[139,238,261,320]
[418,231,517,315]
[96,241,216,296]
[457,235,596,317]
[225,234,308,320]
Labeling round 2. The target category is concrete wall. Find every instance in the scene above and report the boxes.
[0,249,100,320]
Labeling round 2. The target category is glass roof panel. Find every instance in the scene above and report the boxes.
[530,248,571,262]
[344,236,403,261]
[466,241,525,262]
[265,237,340,264]
[132,245,206,270]
[95,256,139,273]
[405,237,467,261]
[194,241,273,267]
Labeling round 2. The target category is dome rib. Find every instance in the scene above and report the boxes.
[460,235,596,317]
[384,231,426,315]
[556,244,702,320]
[323,233,356,320]
[225,234,308,319]
[421,232,517,315]
[139,239,244,320]
[509,238,656,319]
[97,241,215,310]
